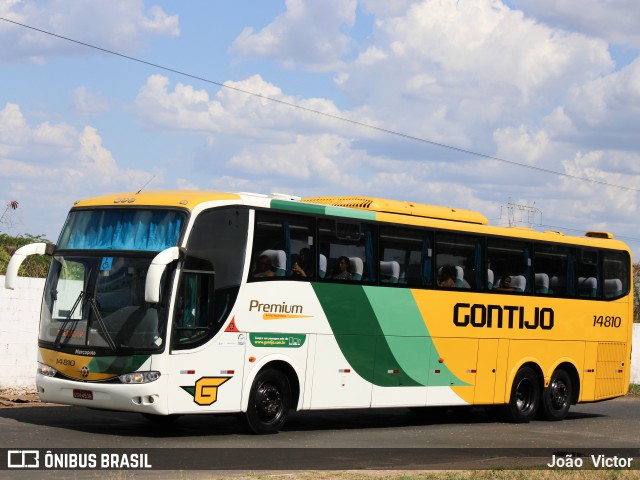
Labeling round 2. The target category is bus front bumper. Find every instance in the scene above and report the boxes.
[36,373,169,415]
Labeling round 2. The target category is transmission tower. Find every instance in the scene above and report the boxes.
[500,198,542,228]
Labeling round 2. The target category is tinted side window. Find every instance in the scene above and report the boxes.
[435,233,483,290]
[603,250,629,300]
[318,219,377,283]
[184,208,248,288]
[380,226,432,287]
[577,249,600,298]
[250,212,315,281]
[534,243,573,296]
[488,238,532,293]
[173,208,248,349]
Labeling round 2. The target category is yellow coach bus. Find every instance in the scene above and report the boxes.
[4,191,632,433]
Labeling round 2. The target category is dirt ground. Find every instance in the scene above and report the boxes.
[0,387,42,407]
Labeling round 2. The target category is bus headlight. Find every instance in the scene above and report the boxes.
[37,363,57,377]
[118,371,161,384]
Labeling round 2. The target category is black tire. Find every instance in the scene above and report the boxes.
[242,368,291,434]
[540,369,572,421]
[504,367,540,423]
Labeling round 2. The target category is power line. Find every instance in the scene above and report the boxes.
[487,215,640,245]
[2,16,640,194]
[537,223,640,245]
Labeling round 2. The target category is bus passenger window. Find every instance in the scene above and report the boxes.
[435,233,483,290]
[250,212,316,281]
[534,244,572,296]
[318,219,376,283]
[487,238,531,293]
[379,226,432,287]
[577,249,599,298]
[603,250,629,299]
[251,250,285,278]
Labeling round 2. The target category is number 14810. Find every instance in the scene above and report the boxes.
[593,315,622,327]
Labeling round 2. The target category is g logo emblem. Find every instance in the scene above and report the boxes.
[193,377,230,406]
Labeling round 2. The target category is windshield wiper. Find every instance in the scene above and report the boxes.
[88,298,118,351]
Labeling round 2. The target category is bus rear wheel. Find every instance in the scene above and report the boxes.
[504,367,540,423]
[540,369,572,421]
[242,368,291,434]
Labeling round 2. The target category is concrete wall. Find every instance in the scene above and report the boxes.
[1,274,640,388]
[633,326,640,384]
[0,275,45,388]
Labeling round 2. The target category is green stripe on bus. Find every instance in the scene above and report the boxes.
[363,287,467,386]
[363,287,431,385]
[270,199,377,221]
[362,287,429,337]
[313,283,468,387]
[88,355,149,375]
[312,283,421,387]
[270,199,327,216]
[325,205,377,220]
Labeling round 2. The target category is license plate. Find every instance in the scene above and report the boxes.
[72,389,93,400]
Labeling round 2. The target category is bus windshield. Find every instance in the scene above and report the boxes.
[58,208,184,251]
[40,254,170,352]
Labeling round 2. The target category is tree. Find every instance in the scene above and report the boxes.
[0,233,52,278]
[634,263,640,323]
[0,200,19,230]
[1,201,51,278]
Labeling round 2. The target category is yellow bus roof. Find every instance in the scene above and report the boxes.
[302,196,489,225]
[69,190,628,251]
[72,190,241,211]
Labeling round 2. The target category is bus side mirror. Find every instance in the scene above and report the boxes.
[145,246,184,304]
[4,242,55,290]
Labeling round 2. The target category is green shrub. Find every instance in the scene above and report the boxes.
[0,233,51,278]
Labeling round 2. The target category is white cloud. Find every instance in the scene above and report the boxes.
[134,73,366,140]
[0,0,179,62]
[493,125,552,165]
[230,0,357,71]
[511,0,640,48]
[227,134,356,184]
[359,0,416,17]
[555,58,640,149]
[0,102,155,237]
[340,0,613,122]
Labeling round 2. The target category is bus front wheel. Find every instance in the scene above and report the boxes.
[242,368,291,434]
[540,369,572,421]
[504,367,540,423]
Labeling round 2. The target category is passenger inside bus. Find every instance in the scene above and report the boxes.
[437,265,457,288]
[331,256,353,281]
[252,255,276,278]
[292,248,313,279]
[496,274,516,291]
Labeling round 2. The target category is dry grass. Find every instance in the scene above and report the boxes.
[171,471,638,480]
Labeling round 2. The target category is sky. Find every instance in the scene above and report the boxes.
[1,0,640,258]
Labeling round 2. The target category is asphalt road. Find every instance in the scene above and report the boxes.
[1,397,639,473]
